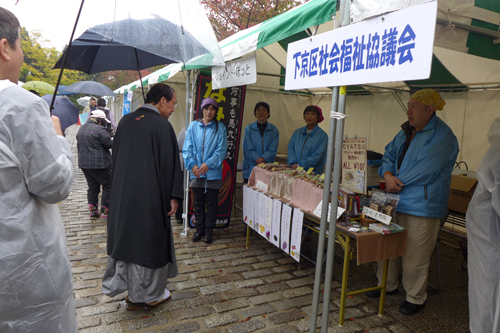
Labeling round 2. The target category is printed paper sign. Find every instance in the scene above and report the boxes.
[362,206,392,224]
[285,1,437,90]
[243,186,254,228]
[271,199,282,248]
[256,180,269,192]
[313,200,346,222]
[341,138,367,194]
[253,189,262,231]
[212,54,257,89]
[290,208,304,262]
[280,204,293,255]
[256,192,271,237]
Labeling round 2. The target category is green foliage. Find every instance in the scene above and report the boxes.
[20,28,89,85]
[200,0,305,40]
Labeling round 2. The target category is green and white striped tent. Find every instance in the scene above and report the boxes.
[112,0,500,170]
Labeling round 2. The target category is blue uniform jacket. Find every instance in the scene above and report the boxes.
[287,125,328,174]
[183,119,228,180]
[242,121,280,179]
[379,114,459,218]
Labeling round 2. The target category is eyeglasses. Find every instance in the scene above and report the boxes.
[163,96,178,108]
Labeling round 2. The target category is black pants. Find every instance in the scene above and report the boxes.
[82,168,111,208]
[192,188,219,232]
[175,199,183,220]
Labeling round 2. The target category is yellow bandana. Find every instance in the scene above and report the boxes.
[410,89,445,110]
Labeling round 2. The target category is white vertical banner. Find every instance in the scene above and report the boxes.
[280,204,293,255]
[271,199,282,248]
[290,208,304,262]
[285,1,437,90]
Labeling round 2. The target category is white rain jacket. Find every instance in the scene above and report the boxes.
[466,117,500,333]
[0,80,76,332]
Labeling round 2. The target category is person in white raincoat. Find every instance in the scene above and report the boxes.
[467,117,500,333]
[0,7,76,332]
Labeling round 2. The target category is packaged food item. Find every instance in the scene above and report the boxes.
[369,222,405,235]
[367,190,401,219]
[338,187,359,222]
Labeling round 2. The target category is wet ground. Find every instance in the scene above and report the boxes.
[63,125,470,332]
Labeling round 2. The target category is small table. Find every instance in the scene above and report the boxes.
[243,178,407,325]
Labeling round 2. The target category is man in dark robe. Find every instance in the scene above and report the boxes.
[102,83,183,307]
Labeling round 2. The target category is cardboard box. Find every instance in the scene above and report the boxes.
[448,170,477,214]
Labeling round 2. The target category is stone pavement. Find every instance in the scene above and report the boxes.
[63,125,470,333]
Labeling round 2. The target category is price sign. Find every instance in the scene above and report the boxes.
[362,206,392,225]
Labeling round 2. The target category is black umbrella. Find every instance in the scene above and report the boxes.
[53,30,179,74]
[54,18,217,98]
[51,0,223,104]
[41,95,80,132]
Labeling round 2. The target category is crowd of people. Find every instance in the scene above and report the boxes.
[1,5,499,333]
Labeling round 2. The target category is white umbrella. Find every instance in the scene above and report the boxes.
[77,96,92,107]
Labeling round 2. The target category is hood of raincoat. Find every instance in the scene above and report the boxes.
[487,117,500,144]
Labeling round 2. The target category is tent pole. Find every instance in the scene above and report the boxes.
[308,87,339,333]
[181,70,192,237]
[50,0,85,114]
[309,0,350,331]
[323,0,350,329]
[321,88,347,330]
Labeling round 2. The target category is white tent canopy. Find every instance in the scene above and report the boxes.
[110,0,500,171]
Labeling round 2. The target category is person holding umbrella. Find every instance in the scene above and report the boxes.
[0,7,76,332]
[76,110,113,218]
[83,96,97,113]
[183,97,228,243]
[103,83,183,308]
[96,97,117,136]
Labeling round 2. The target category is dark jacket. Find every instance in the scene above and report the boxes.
[76,119,113,169]
[107,106,183,269]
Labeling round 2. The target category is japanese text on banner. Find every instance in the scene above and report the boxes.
[285,1,437,89]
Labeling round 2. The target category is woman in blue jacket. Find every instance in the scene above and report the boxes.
[287,105,328,174]
[183,97,228,243]
[242,102,280,181]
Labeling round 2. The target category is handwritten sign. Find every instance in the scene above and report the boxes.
[341,138,367,194]
[285,1,437,90]
[280,204,292,255]
[362,206,392,225]
[313,200,346,222]
[243,186,254,228]
[212,54,257,89]
[290,208,304,262]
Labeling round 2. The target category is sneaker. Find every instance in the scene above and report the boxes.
[100,206,109,219]
[365,288,398,298]
[204,229,213,243]
[399,300,425,315]
[192,230,205,242]
[89,204,100,218]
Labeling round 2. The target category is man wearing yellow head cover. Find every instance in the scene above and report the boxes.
[365,89,459,316]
